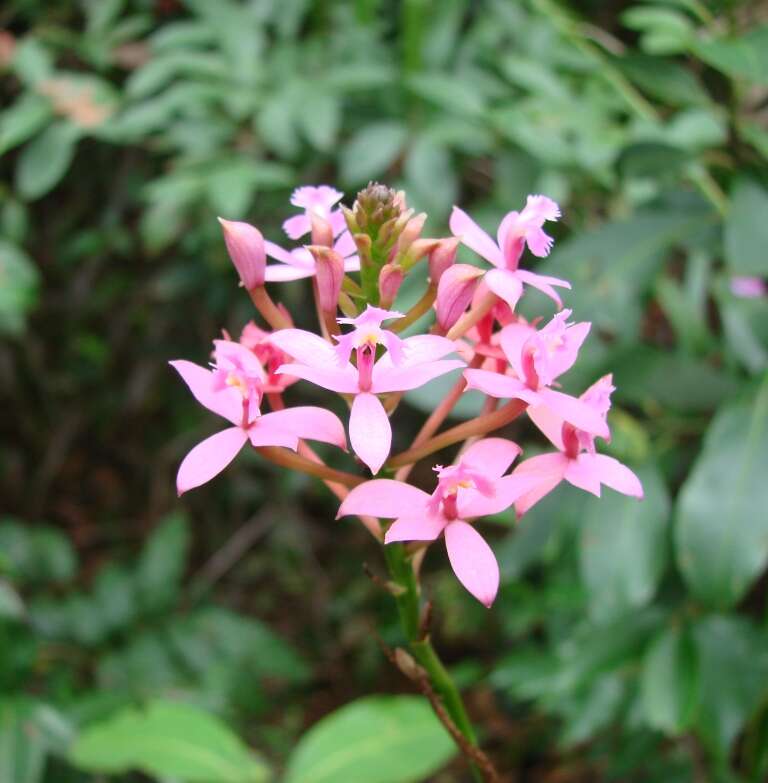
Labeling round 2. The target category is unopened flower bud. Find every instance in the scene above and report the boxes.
[401,237,440,270]
[436,264,484,332]
[429,237,459,284]
[310,212,334,247]
[400,212,426,249]
[308,245,344,314]
[379,263,404,308]
[218,218,265,290]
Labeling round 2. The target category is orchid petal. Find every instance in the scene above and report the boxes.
[524,226,555,257]
[275,362,359,394]
[460,437,521,480]
[513,452,569,515]
[270,329,346,369]
[170,360,242,425]
[563,454,602,496]
[592,454,644,498]
[265,240,312,267]
[484,269,524,310]
[371,359,465,394]
[526,404,565,450]
[537,388,610,439]
[337,479,431,519]
[264,264,316,282]
[463,368,532,400]
[385,513,447,543]
[247,417,300,450]
[258,406,347,449]
[449,207,504,267]
[282,214,311,240]
[516,269,571,308]
[376,335,459,369]
[458,472,543,518]
[350,392,391,474]
[334,230,357,258]
[343,255,361,272]
[176,427,248,495]
[444,520,499,607]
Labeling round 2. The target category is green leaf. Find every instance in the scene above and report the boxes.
[616,54,709,107]
[621,6,694,55]
[10,38,54,86]
[0,93,53,156]
[0,702,46,783]
[693,615,768,759]
[406,72,487,117]
[297,90,340,152]
[0,240,40,336]
[0,580,24,620]
[724,177,768,276]
[284,696,456,783]
[339,122,408,186]
[579,464,669,622]
[15,121,80,201]
[404,135,457,218]
[69,700,269,782]
[676,375,768,608]
[694,25,768,85]
[641,623,698,734]
[136,513,189,612]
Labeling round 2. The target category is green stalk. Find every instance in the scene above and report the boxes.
[383,543,482,781]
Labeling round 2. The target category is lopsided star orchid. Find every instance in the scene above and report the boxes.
[337,438,538,606]
[513,374,643,514]
[282,185,347,240]
[270,305,465,474]
[450,195,570,309]
[170,340,346,495]
[464,310,610,438]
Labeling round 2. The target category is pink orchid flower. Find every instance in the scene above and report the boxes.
[464,310,610,438]
[170,340,346,495]
[513,375,643,514]
[270,306,465,474]
[282,185,348,240]
[238,321,298,393]
[449,195,571,309]
[337,438,538,606]
[730,276,766,299]
[263,230,359,282]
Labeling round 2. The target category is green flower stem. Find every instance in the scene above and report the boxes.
[383,543,482,781]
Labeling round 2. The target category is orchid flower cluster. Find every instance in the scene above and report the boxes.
[172,183,643,609]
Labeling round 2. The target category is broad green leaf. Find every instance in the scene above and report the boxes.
[676,375,768,608]
[69,700,269,782]
[579,464,669,622]
[0,93,52,155]
[10,38,54,86]
[0,241,39,336]
[616,54,709,107]
[695,26,768,85]
[724,177,768,276]
[621,7,693,55]
[256,92,301,159]
[136,512,189,612]
[521,208,712,344]
[693,615,768,759]
[15,121,80,200]
[641,623,698,733]
[284,696,456,783]
[126,51,228,98]
[339,122,408,186]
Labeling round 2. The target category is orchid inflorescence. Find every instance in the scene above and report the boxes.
[171,183,643,610]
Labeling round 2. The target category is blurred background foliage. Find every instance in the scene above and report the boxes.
[1,0,767,780]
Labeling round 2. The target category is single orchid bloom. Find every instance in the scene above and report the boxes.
[449,195,570,309]
[263,230,359,282]
[513,375,643,514]
[239,321,298,393]
[337,439,539,606]
[730,276,766,299]
[170,340,346,495]
[464,310,610,438]
[270,306,465,474]
[282,185,347,240]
